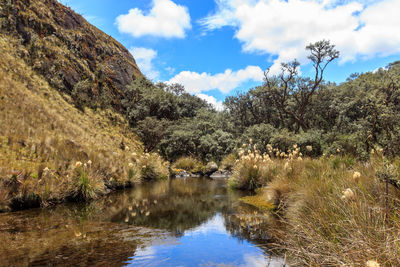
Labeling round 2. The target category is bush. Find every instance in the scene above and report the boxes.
[137,153,169,180]
[71,162,105,201]
[171,157,204,174]
[295,129,324,157]
[135,117,170,151]
[220,153,237,171]
[228,145,278,190]
[240,123,276,154]
[270,129,297,154]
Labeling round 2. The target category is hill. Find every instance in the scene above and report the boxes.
[0,0,168,212]
[0,0,142,111]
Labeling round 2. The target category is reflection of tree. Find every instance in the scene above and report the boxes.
[106,178,234,236]
[223,204,286,258]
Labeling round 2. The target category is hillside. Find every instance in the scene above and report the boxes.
[0,0,142,111]
[0,0,168,211]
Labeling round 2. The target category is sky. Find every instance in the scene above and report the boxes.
[59,0,400,110]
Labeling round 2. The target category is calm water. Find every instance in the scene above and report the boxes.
[0,178,285,267]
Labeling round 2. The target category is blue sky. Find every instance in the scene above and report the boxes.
[60,0,400,109]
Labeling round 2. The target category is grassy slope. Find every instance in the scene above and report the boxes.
[0,36,168,211]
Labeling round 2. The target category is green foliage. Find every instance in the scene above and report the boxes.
[136,117,171,151]
[241,124,276,153]
[171,157,205,174]
[159,109,234,161]
[74,165,104,201]
[71,79,93,111]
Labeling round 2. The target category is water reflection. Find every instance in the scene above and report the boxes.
[0,178,286,267]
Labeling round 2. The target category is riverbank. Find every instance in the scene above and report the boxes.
[229,143,400,266]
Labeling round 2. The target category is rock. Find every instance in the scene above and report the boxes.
[205,162,218,176]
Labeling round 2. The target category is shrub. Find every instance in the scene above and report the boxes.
[240,123,276,154]
[270,130,296,154]
[171,157,204,174]
[137,153,169,180]
[220,153,237,171]
[72,162,104,201]
[228,144,278,190]
[295,129,324,157]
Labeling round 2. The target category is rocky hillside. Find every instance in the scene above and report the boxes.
[0,0,142,111]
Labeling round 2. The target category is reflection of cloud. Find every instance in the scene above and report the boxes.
[134,246,156,261]
[185,214,227,236]
[242,253,286,267]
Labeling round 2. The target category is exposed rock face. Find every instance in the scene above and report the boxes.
[0,0,142,111]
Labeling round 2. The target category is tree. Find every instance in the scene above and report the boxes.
[264,40,339,132]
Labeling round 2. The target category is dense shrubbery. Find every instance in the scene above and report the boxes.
[119,41,400,164]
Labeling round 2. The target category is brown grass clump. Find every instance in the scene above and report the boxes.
[228,141,302,190]
[231,143,400,265]
[137,153,169,181]
[220,153,237,171]
[0,36,168,210]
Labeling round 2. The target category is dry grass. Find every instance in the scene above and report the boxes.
[231,141,400,265]
[220,153,237,171]
[0,36,168,211]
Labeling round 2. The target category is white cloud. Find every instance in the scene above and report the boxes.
[129,47,159,80]
[116,0,191,38]
[167,65,264,94]
[196,94,225,111]
[200,0,400,73]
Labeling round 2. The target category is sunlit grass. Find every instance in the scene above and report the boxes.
[230,141,400,265]
[0,37,169,210]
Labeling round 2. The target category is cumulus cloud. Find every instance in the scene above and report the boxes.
[116,0,191,38]
[196,94,225,111]
[200,0,400,73]
[129,47,159,80]
[167,66,264,94]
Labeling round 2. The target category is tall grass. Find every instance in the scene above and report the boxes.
[0,36,169,210]
[231,141,400,265]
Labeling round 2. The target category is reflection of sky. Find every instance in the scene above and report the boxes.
[127,214,285,267]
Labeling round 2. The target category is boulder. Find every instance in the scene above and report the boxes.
[205,162,218,176]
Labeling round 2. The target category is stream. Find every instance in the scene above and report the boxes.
[0,177,286,267]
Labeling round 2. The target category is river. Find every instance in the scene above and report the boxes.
[0,177,286,267]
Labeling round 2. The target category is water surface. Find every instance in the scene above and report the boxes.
[0,178,285,267]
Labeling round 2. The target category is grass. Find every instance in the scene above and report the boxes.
[230,142,400,266]
[220,153,237,171]
[171,157,205,176]
[0,36,169,211]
